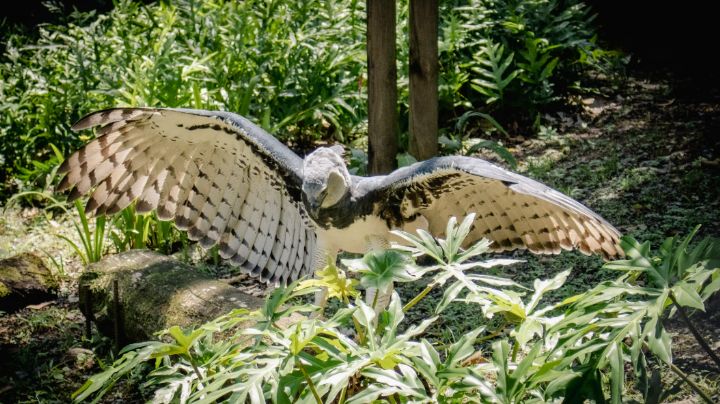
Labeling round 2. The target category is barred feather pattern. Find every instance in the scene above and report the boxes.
[386,164,621,259]
[58,108,316,284]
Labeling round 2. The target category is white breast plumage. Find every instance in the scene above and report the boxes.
[314,214,391,254]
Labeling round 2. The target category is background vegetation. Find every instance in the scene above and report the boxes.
[1,0,718,402]
[1,0,616,198]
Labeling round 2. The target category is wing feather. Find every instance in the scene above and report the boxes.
[169,149,202,224]
[176,145,213,229]
[291,225,308,282]
[60,107,315,284]
[364,156,622,259]
[303,227,316,278]
[231,175,263,267]
[186,153,224,242]
[137,148,186,214]
[256,181,282,281]
[283,210,304,284]
[279,204,301,284]
[266,195,297,283]
[200,155,236,247]
[218,166,251,259]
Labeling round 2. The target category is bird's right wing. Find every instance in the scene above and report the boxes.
[58,107,316,284]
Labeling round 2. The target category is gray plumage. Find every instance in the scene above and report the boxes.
[58,107,621,285]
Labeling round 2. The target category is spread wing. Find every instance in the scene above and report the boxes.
[361,156,621,259]
[58,107,316,284]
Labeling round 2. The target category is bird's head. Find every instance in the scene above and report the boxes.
[302,146,351,218]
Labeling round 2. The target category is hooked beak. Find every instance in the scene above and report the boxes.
[309,200,321,217]
[306,190,326,218]
[303,183,327,218]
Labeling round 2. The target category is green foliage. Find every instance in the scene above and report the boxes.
[58,200,108,266]
[351,250,420,292]
[438,0,615,124]
[1,0,619,197]
[346,148,369,176]
[605,226,720,305]
[109,203,184,255]
[73,217,718,402]
[6,191,186,265]
[439,111,518,169]
[299,258,360,304]
[471,41,519,105]
[7,190,109,266]
[0,0,366,196]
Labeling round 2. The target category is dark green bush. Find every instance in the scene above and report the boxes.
[0,0,617,197]
[433,0,611,125]
[0,0,366,197]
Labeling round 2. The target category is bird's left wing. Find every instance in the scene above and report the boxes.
[58,107,316,284]
[358,156,621,259]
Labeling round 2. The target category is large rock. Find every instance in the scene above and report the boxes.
[79,250,265,343]
[0,253,59,312]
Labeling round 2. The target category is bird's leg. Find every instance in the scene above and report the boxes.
[364,235,393,314]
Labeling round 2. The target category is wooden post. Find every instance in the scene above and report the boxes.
[367,0,398,175]
[408,0,439,161]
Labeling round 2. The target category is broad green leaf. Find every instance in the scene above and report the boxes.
[512,318,543,346]
[608,342,624,404]
[526,269,570,314]
[466,139,518,169]
[467,271,527,287]
[643,291,672,364]
[563,365,607,404]
[671,281,705,311]
[446,327,485,366]
[396,152,418,168]
[298,261,359,303]
[357,250,419,293]
[384,292,405,332]
[491,340,510,399]
[353,298,377,347]
[391,228,445,264]
[167,326,203,352]
[701,268,720,300]
[436,280,465,314]
[543,370,581,398]
[509,342,542,397]
[359,366,426,399]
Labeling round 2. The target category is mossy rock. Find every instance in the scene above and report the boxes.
[79,250,266,343]
[0,252,59,312]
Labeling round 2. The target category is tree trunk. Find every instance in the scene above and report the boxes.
[367,0,398,174]
[408,0,439,161]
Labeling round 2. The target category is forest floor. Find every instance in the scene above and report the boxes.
[1,64,719,402]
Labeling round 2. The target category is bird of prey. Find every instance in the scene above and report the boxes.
[58,108,622,287]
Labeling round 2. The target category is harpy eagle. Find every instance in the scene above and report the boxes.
[58,108,622,287]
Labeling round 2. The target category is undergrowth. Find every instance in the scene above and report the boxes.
[72,216,720,403]
[0,0,621,198]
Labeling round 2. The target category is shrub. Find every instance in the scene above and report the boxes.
[435,0,610,125]
[73,216,719,403]
[1,0,618,197]
[0,0,366,197]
